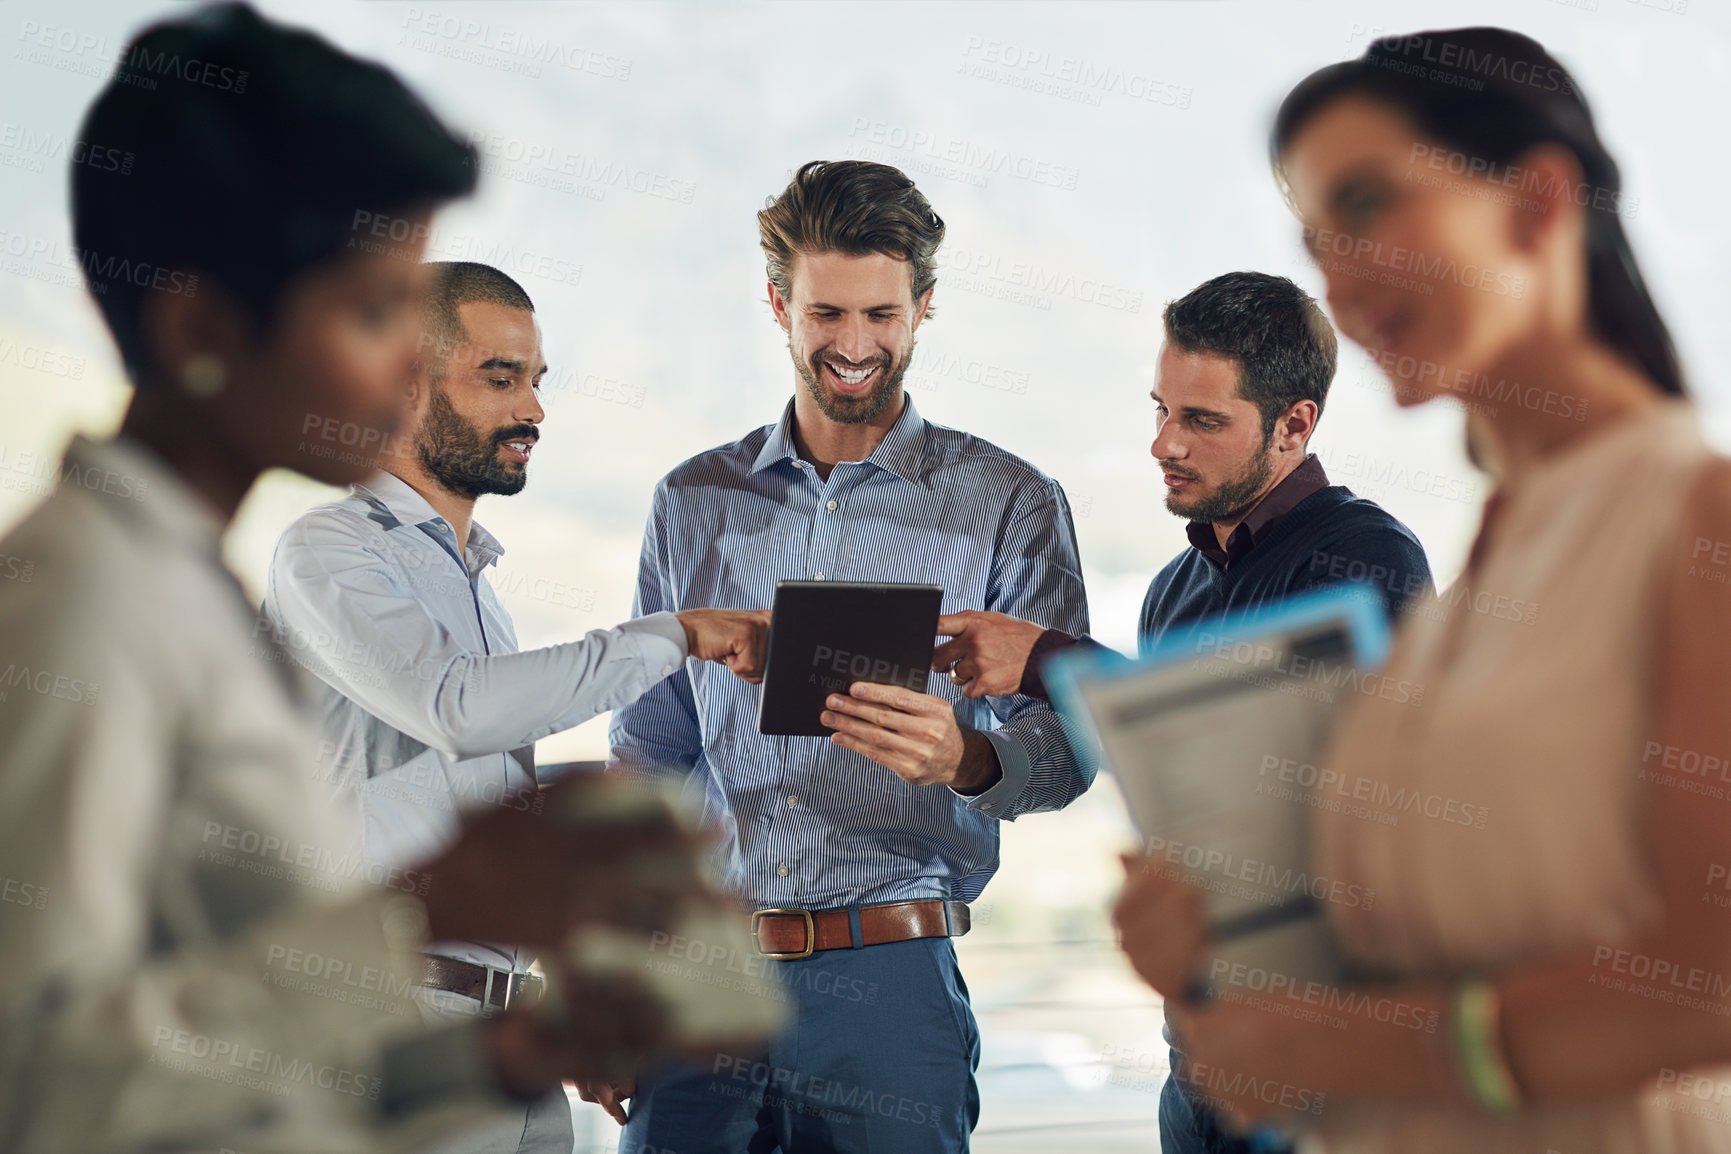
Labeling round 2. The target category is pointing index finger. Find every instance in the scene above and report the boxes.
[934,613,971,638]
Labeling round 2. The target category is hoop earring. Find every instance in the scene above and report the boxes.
[181,354,227,398]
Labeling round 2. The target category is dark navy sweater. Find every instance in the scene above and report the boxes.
[1138,485,1433,654]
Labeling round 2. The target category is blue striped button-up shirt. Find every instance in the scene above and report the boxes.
[609,395,1093,908]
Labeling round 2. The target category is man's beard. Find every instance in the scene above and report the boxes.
[793,341,911,425]
[1162,442,1278,525]
[415,385,533,499]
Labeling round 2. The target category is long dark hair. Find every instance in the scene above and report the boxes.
[1272,27,1684,398]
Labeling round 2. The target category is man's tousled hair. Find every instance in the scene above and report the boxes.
[1162,272,1337,442]
[758,160,945,314]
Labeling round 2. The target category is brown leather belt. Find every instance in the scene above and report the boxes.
[751,900,970,960]
[421,955,544,1013]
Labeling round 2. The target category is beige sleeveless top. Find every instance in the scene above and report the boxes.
[1303,401,1731,1153]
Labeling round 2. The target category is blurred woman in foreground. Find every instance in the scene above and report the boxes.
[1117,27,1731,1153]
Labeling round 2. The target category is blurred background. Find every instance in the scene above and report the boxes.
[2,0,1726,1147]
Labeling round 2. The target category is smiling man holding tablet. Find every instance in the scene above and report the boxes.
[602,160,1093,1153]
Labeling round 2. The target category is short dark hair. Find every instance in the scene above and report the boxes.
[421,262,535,382]
[1162,272,1337,441]
[758,160,945,314]
[72,2,478,384]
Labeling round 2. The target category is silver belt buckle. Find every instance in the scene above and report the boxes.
[481,967,511,1014]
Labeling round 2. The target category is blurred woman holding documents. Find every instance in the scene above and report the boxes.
[1116,25,1731,1153]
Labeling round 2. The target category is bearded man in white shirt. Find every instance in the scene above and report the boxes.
[264,261,768,1153]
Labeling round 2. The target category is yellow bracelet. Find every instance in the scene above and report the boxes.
[1452,979,1522,1115]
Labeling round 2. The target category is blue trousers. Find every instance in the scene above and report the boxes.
[621,936,981,1153]
[1159,1048,1293,1154]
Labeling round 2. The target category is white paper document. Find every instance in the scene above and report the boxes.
[1046,585,1392,992]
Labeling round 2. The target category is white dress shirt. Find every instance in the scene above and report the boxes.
[262,469,689,973]
[0,436,512,1154]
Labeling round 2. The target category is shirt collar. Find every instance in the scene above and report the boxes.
[66,434,225,561]
[1186,452,1331,570]
[351,469,504,569]
[748,393,928,485]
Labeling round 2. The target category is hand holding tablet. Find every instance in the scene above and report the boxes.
[755,581,943,737]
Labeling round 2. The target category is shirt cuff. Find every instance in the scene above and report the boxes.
[619,611,690,674]
[957,730,1032,819]
[1019,629,1080,699]
[376,1017,512,1119]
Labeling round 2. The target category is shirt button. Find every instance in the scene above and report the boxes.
[826,499,838,511]
[814,572,825,581]
[777,864,790,877]
[661,665,674,676]
[981,802,994,811]
[787,794,799,806]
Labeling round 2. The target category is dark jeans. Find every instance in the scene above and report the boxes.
[622,936,981,1154]
[1159,1048,1294,1154]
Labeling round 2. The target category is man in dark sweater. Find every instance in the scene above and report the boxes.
[932,271,1431,1153]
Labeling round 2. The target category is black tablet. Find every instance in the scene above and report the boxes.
[756,581,944,737]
